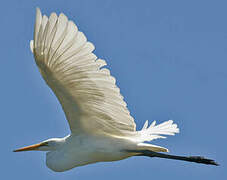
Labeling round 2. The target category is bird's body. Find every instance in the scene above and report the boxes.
[14,8,218,172]
[46,134,132,172]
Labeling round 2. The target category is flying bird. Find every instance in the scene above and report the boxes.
[14,8,218,172]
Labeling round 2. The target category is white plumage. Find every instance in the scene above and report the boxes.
[15,8,218,172]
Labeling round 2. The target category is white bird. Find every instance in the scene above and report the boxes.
[14,8,218,172]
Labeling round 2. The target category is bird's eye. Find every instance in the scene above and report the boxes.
[42,142,49,146]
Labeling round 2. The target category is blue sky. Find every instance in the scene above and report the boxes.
[1,0,226,179]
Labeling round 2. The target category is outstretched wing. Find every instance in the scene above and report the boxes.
[31,8,136,135]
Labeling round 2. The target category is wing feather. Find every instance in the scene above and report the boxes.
[32,8,136,135]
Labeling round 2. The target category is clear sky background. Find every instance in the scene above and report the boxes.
[1,0,226,179]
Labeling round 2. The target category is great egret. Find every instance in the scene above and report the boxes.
[14,8,218,172]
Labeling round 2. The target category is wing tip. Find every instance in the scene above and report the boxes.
[36,7,41,16]
[30,40,34,53]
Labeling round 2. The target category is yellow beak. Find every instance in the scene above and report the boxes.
[13,143,45,152]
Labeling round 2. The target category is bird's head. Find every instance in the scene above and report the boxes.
[13,138,65,152]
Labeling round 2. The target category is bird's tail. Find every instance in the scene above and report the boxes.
[125,120,179,152]
[134,120,179,142]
